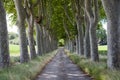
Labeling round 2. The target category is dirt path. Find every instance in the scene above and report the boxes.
[36,48,93,80]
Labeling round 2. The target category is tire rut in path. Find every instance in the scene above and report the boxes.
[36,48,93,80]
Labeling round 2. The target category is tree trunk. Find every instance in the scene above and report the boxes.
[41,27,46,54]
[35,23,43,55]
[90,20,99,61]
[84,14,90,58]
[27,15,36,59]
[0,1,10,68]
[85,0,99,61]
[76,14,84,55]
[76,36,79,54]
[101,0,120,69]
[14,0,29,62]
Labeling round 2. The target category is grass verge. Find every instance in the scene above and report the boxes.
[0,50,57,80]
[65,50,120,80]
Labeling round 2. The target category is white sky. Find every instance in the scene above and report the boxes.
[103,22,107,30]
[7,15,18,33]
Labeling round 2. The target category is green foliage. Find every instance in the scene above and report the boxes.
[97,22,107,45]
[8,32,18,40]
[58,39,65,46]
[49,0,76,40]
[8,32,19,45]
[4,0,17,24]
[0,50,57,80]
[9,38,19,45]
[4,0,106,43]
[98,0,106,20]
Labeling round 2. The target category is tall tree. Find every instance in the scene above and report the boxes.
[0,1,10,68]
[24,0,36,59]
[35,20,43,55]
[84,13,91,58]
[14,0,29,62]
[75,0,84,55]
[85,0,99,61]
[101,0,120,69]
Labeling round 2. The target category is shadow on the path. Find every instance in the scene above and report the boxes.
[36,48,92,80]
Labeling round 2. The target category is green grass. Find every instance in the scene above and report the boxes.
[98,45,107,55]
[0,50,57,80]
[98,45,107,51]
[67,53,107,80]
[9,44,107,55]
[65,45,120,80]
[9,44,20,56]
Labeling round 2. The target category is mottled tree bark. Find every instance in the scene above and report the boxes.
[35,23,43,55]
[84,14,90,58]
[0,1,10,68]
[101,0,120,69]
[24,0,37,59]
[76,36,79,54]
[41,27,46,54]
[85,0,99,61]
[14,0,29,62]
[27,15,36,59]
[75,0,84,55]
[76,14,84,55]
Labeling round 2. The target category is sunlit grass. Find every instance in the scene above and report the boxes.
[98,45,107,55]
[9,44,20,56]
[98,45,107,51]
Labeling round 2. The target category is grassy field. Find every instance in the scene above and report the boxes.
[9,45,107,55]
[98,45,107,51]
[98,45,107,55]
[9,44,20,56]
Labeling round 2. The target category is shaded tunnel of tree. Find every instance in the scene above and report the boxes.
[0,0,120,70]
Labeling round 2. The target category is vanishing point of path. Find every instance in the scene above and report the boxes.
[36,48,93,80]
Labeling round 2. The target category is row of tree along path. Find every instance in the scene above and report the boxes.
[36,48,92,80]
[0,0,120,71]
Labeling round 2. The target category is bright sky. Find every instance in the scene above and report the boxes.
[7,15,18,33]
[7,25,18,33]
[103,22,107,30]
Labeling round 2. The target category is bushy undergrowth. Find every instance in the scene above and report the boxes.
[66,50,120,80]
[0,50,57,80]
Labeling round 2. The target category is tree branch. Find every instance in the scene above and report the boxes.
[63,1,74,26]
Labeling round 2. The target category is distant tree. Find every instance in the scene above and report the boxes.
[75,0,84,55]
[97,24,107,45]
[0,1,10,68]
[8,32,18,40]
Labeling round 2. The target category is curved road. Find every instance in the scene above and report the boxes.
[36,48,93,80]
